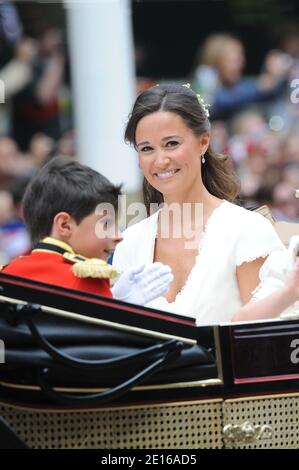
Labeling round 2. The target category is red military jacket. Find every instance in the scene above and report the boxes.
[2,237,112,297]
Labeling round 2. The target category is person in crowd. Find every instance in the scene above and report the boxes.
[55,129,76,158]
[191,33,290,121]
[0,37,37,135]
[0,173,31,264]
[11,27,65,150]
[0,136,33,190]
[26,132,54,167]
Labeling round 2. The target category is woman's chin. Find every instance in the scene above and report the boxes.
[150,177,180,194]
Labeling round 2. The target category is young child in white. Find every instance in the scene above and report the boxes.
[233,236,299,322]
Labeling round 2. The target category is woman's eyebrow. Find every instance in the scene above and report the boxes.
[136,141,150,148]
[161,135,181,141]
[136,135,181,148]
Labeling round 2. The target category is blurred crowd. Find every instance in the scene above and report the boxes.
[190,29,299,222]
[0,2,299,265]
[0,2,75,264]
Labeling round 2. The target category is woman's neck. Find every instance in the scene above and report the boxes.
[160,186,223,232]
[163,185,220,211]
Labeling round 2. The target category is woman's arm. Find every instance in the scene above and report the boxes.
[233,257,299,322]
[236,257,266,305]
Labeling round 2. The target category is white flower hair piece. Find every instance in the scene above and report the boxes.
[197,93,210,118]
[182,83,210,119]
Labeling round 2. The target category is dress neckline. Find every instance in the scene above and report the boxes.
[150,199,227,305]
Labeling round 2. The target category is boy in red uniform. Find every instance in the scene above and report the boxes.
[2,157,172,305]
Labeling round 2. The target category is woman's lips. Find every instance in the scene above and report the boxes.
[154,169,180,180]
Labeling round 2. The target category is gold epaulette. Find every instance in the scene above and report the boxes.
[63,252,119,280]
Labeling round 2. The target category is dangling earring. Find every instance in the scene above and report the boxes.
[201,153,206,164]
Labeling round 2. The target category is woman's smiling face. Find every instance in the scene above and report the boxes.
[135,111,210,198]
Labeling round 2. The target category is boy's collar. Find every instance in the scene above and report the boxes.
[33,237,75,256]
[33,236,119,280]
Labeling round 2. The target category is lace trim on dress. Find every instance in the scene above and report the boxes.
[163,200,227,306]
[237,250,273,300]
[172,224,207,305]
[240,248,281,300]
[236,251,273,267]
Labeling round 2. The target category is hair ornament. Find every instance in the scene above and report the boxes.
[182,83,210,118]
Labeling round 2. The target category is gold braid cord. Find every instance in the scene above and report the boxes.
[63,252,120,280]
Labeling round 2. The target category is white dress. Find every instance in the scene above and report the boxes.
[113,200,285,325]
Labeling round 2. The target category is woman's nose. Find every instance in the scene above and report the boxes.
[155,149,170,167]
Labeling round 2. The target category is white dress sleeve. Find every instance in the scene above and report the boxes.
[234,211,285,267]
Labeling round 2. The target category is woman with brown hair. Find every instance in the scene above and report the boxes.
[113,84,285,324]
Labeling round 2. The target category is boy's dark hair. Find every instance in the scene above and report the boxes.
[23,156,122,246]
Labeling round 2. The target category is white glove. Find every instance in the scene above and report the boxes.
[111,262,173,306]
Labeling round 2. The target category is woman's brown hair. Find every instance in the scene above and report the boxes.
[125,84,240,213]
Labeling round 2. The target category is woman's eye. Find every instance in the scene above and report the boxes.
[166,140,178,147]
[141,146,153,152]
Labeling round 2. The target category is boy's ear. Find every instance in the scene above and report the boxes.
[52,212,75,238]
